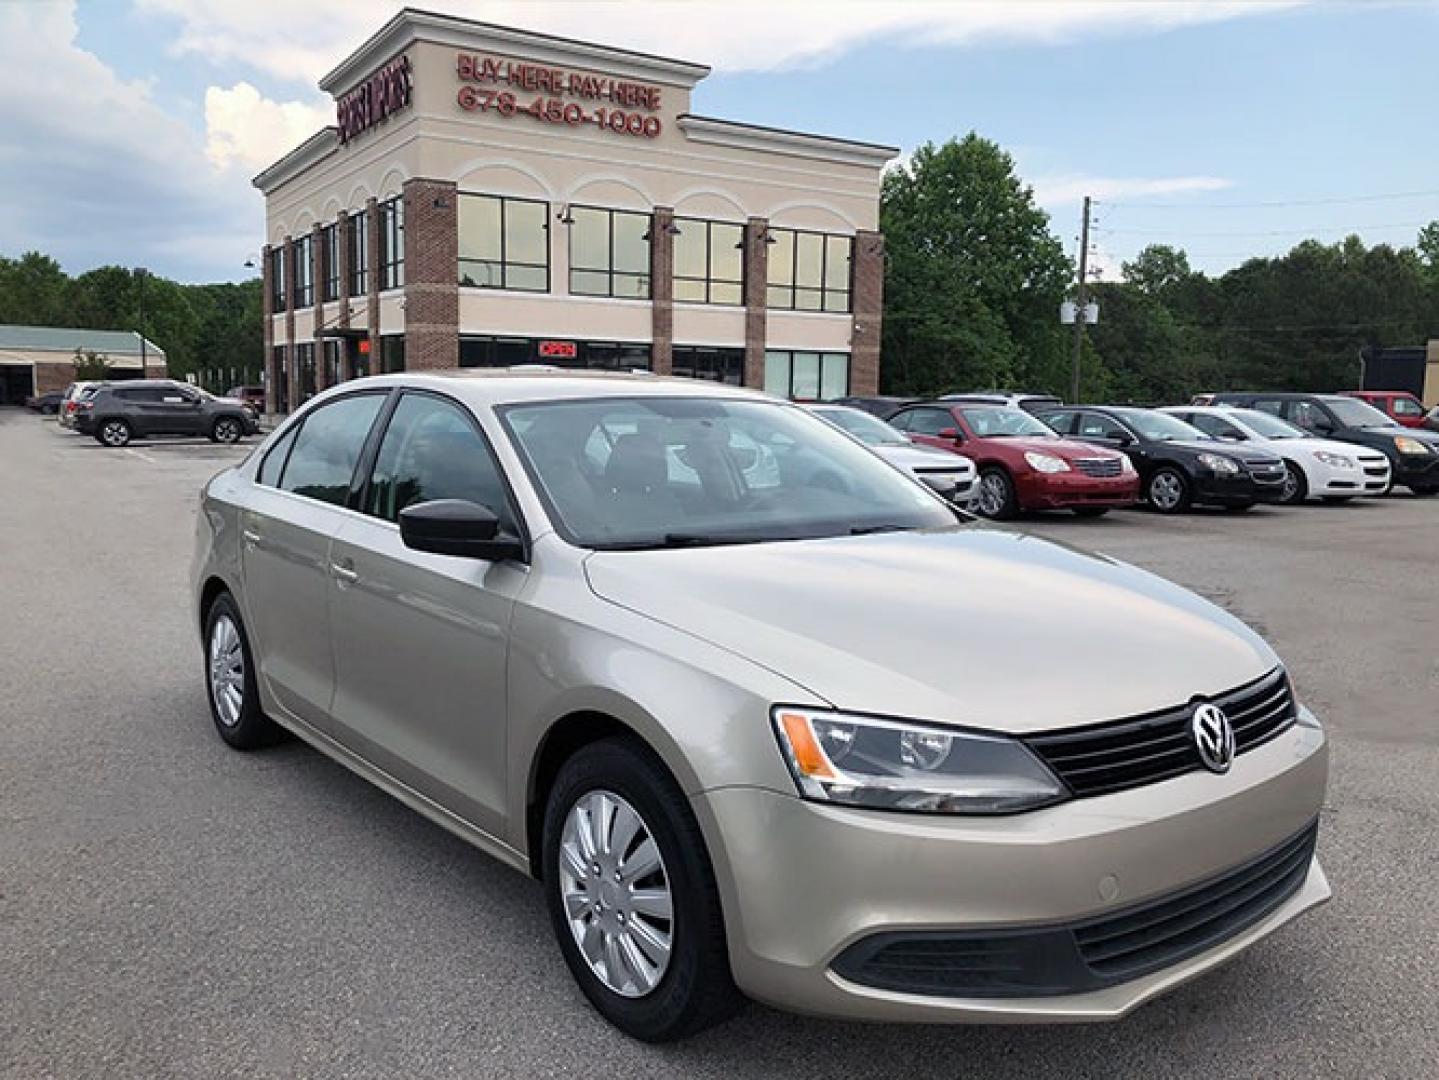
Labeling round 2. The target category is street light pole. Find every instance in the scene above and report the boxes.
[134,267,149,378]
[1070,196,1092,404]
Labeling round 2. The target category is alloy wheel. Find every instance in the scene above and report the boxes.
[1150,472,1183,510]
[976,473,1007,517]
[215,419,241,443]
[101,421,129,446]
[559,789,673,998]
[207,614,245,727]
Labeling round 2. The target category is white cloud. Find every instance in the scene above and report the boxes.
[204,83,332,171]
[138,0,1306,82]
[1031,174,1236,209]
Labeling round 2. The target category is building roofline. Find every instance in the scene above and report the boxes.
[252,126,342,194]
[319,7,711,97]
[676,114,899,169]
[0,325,164,357]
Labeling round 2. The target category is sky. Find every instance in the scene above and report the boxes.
[2,0,1437,285]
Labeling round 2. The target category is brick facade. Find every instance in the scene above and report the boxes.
[261,243,275,413]
[365,197,381,368]
[402,179,460,371]
[743,217,769,389]
[283,236,297,409]
[649,206,674,377]
[311,222,328,391]
[850,229,884,397]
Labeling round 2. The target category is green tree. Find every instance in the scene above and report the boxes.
[880,135,1075,396]
[0,252,71,326]
[72,348,112,380]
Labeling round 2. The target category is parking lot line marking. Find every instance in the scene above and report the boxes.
[123,448,158,464]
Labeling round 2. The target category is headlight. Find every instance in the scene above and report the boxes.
[1023,451,1070,474]
[1197,452,1240,475]
[772,707,1067,814]
[1313,451,1354,468]
[1117,454,1135,474]
[1395,436,1433,456]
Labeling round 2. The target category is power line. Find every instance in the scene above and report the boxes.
[1099,188,1439,210]
[1094,220,1432,238]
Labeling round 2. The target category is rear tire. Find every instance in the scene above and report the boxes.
[1146,467,1192,514]
[542,738,742,1042]
[1409,486,1439,497]
[1279,461,1308,504]
[203,593,283,750]
[96,418,132,447]
[974,467,1019,520]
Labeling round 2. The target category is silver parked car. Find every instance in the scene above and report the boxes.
[193,372,1330,1042]
[806,403,977,507]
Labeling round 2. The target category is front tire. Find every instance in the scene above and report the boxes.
[542,738,741,1042]
[211,416,243,444]
[1146,466,1192,514]
[203,593,283,750]
[1409,486,1439,497]
[1280,461,1308,504]
[974,466,1019,520]
[96,418,132,447]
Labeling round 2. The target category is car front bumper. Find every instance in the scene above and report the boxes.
[1014,471,1141,510]
[1192,469,1285,505]
[1391,452,1439,490]
[694,708,1328,1023]
[1308,457,1390,496]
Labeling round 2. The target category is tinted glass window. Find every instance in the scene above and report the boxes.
[116,388,162,402]
[257,426,299,487]
[1189,414,1242,439]
[1322,397,1394,428]
[1251,398,1285,417]
[1042,410,1077,434]
[1393,396,1423,416]
[957,407,1054,437]
[365,393,514,530]
[1079,412,1129,439]
[899,409,957,436]
[279,394,385,506]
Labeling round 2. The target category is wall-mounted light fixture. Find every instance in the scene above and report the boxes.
[556,205,575,225]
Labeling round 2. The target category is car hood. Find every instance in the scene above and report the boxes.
[1273,437,1388,461]
[981,437,1121,461]
[583,527,1277,733]
[1155,439,1282,464]
[873,443,974,470]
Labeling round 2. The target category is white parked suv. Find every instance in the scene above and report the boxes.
[1161,405,1391,503]
[806,404,977,507]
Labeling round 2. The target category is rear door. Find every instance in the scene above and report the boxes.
[240,391,389,730]
[890,406,961,451]
[326,390,527,835]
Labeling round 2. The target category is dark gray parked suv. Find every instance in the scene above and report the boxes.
[74,380,260,447]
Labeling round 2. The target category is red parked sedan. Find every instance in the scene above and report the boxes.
[887,403,1140,519]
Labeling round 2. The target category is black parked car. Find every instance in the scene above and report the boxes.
[24,391,65,415]
[831,395,919,417]
[74,380,260,447]
[1037,405,1287,513]
[1209,392,1439,495]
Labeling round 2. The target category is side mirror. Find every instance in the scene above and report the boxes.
[400,499,524,561]
[937,427,964,443]
[1108,432,1134,447]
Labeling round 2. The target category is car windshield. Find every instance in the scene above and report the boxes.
[1322,397,1396,429]
[1109,408,1207,442]
[809,406,909,446]
[502,396,957,549]
[957,407,1056,437]
[1230,408,1306,440]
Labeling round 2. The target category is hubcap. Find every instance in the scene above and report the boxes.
[217,420,239,442]
[976,473,1007,517]
[103,422,127,445]
[1151,472,1182,510]
[1282,467,1299,502]
[208,615,245,727]
[559,790,673,998]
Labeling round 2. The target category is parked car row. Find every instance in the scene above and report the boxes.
[51,378,260,446]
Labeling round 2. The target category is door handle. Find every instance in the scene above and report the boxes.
[331,560,359,585]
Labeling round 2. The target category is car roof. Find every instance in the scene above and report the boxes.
[305,369,768,409]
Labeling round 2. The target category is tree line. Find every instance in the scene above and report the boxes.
[0,253,262,388]
[881,134,1439,404]
[5,134,1437,404]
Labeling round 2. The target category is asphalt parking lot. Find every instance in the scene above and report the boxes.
[2,407,1436,1079]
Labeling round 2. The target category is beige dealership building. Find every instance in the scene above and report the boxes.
[253,8,895,414]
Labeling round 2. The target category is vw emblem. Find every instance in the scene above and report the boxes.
[1191,703,1235,774]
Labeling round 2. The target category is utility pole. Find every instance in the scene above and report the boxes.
[134,267,149,377]
[1070,196,1092,403]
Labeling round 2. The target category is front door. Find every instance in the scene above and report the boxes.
[327,390,526,835]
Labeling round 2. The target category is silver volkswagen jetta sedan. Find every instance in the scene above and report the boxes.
[192,371,1329,1042]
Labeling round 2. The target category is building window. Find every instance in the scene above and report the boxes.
[269,248,287,312]
[763,350,849,401]
[673,218,743,305]
[569,207,650,298]
[272,344,289,413]
[297,342,316,401]
[323,339,342,386]
[460,335,650,371]
[379,197,404,290]
[348,210,369,296]
[767,229,851,313]
[321,224,340,301]
[458,193,549,291]
[292,235,314,309]
[673,345,744,385]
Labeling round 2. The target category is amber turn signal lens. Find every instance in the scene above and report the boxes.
[777,711,836,779]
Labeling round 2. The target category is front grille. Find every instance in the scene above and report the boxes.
[1074,457,1122,478]
[1364,465,1388,477]
[831,820,1319,998]
[1024,668,1295,798]
[1074,820,1317,979]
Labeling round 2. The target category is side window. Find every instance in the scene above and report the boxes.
[257,425,300,487]
[1393,397,1423,417]
[1288,401,1325,431]
[365,393,516,531]
[1251,399,1285,417]
[280,394,386,507]
[1190,414,1239,439]
[1042,410,1077,434]
[887,410,914,432]
[1079,412,1126,439]
[905,409,958,436]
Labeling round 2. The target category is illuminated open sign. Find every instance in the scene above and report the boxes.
[538,340,578,359]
